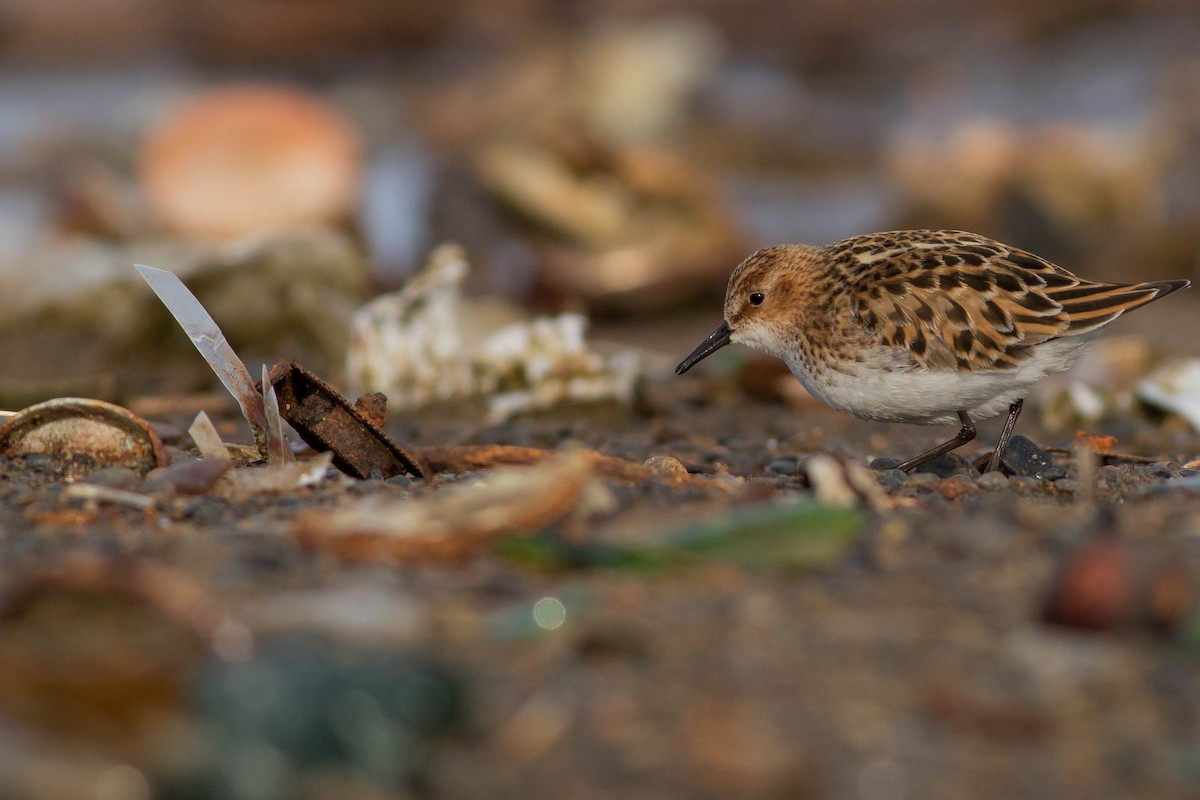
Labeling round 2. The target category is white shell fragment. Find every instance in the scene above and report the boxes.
[1137,360,1200,431]
[347,243,640,420]
[188,411,230,461]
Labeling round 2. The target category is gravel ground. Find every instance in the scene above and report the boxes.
[1,372,1199,800]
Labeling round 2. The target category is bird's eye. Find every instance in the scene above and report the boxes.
[749,292,766,307]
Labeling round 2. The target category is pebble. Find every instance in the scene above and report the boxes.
[905,472,941,489]
[869,457,904,471]
[645,455,688,477]
[766,458,798,475]
[1041,466,1068,481]
[85,466,143,491]
[914,452,979,478]
[1054,478,1080,493]
[702,448,730,464]
[1009,476,1040,491]
[1142,463,1173,479]
[146,458,232,495]
[22,453,52,470]
[977,471,1009,491]
[999,435,1055,478]
[184,496,230,524]
[873,468,908,491]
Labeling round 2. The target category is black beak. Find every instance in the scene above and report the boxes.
[675,320,733,375]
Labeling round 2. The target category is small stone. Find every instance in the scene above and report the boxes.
[914,452,978,478]
[999,435,1056,479]
[766,458,798,475]
[1041,466,1068,481]
[22,453,52,469]
[386,474,412,487]
[184,495,230,523]
[1045,536,1131,630]
[905,472,941,489]
[869,457,904,471]
[1053,478,1080,493]
[934,477,977,500]
[645,455,688,478]
[977,471,1009,491]
[149,458,232,495]
[1009,475,1039,491]
[85,466,143,491]
[1143,463,1172,479]
[873,468,908,491]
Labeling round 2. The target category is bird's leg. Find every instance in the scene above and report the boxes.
[894,410,976,473]
[979,399,1024,474]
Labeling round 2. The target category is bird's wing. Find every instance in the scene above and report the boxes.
[836,230,1175,372]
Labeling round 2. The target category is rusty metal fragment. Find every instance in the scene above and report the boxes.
[0,398,167,477]
[352,392,389,429]
[267,360,428,481]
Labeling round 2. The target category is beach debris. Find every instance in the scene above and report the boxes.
[1137,359,1200,431]
[421,443,738,492]
[146,458,234,495]
[188,411,231,461]
[797,454,891,510]
[0,398,167,478]
[266,360,428,481]
[346,244,640,420]
[1073,431,1117,456]
[135,263,273,457]
[60,483,155,510]
[293,450,601,562]
[215,451,333,500]
[261,364,295,465]
[137,263,416,481]
[502,497,866,572]
[655,500,864,570]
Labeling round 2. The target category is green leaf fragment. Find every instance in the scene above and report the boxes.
[496,501,864,571]
[665,501,865,568]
